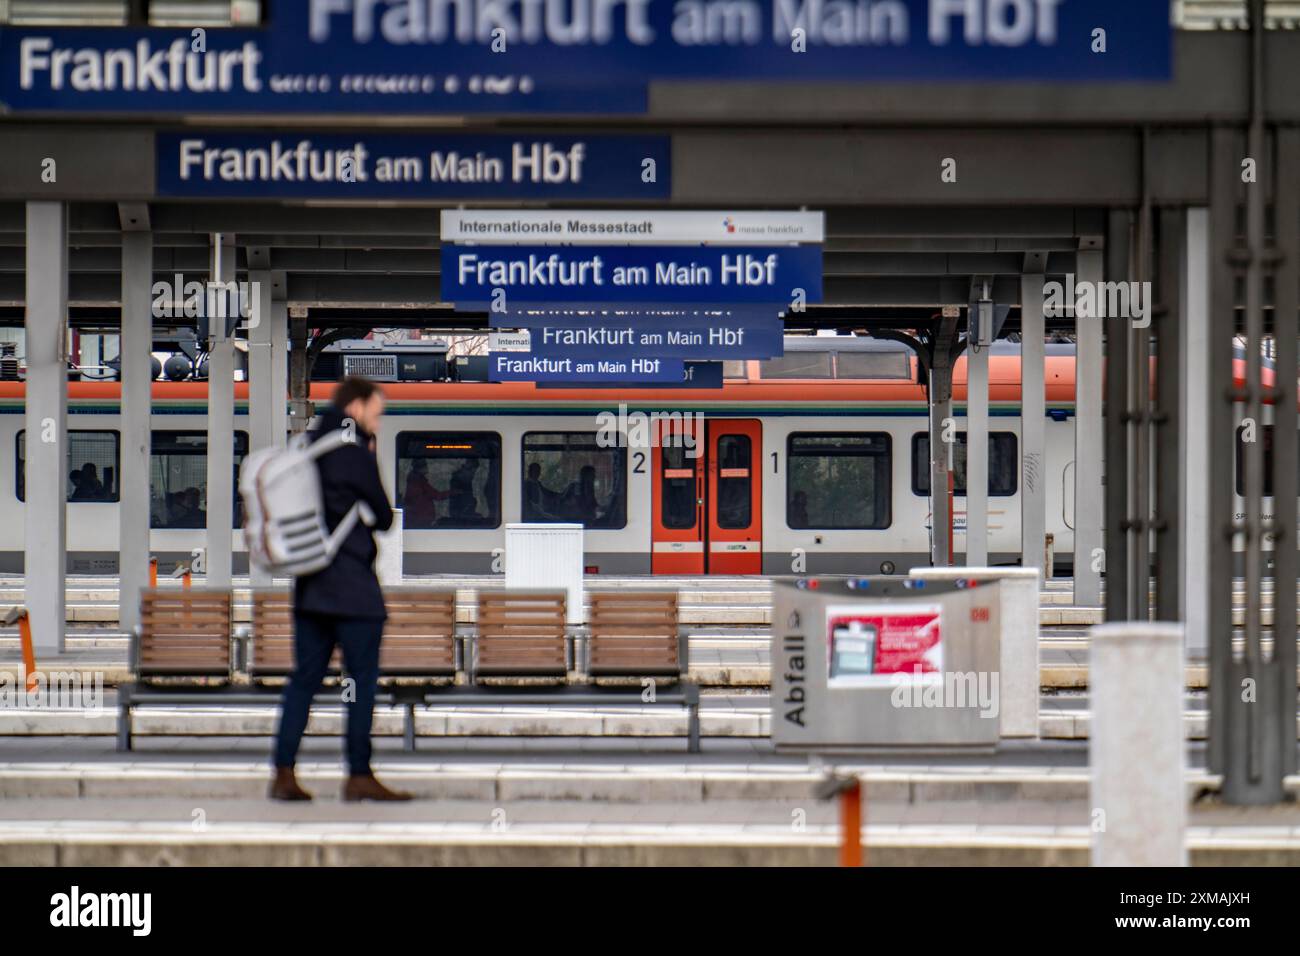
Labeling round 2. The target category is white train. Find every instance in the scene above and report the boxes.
[1,339,1097,576]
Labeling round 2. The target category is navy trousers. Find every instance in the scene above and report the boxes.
[273,611,384,776]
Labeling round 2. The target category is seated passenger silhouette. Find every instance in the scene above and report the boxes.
[562,465,600,525]
[400,459,448,528]
[523,462,561,519]
[790,490,811,528]
[69,463,105,501]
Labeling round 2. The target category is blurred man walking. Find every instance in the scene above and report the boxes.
[270,376,412,802]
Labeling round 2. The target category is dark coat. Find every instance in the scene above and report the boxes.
[292,405,394,620]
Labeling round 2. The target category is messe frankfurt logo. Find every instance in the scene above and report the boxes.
[723,217,736,234]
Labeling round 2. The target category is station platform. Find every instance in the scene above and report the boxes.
[2,574,1294,867]
[1,744,1297,866]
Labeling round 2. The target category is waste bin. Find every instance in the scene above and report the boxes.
[909,567,1040,739]
[771,576,1001,752]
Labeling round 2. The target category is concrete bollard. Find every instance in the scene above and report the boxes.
[910,566,1041,738]
[1089,622,1187,867]
[376,507,404,587]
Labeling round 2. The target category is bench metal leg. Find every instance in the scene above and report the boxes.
[687,701,701,753]
[116,702,132,752]
[404,702,416,752]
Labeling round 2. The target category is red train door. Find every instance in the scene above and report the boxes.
[706,419,762,574]
[651,417,705,574]
[652,418,763,574]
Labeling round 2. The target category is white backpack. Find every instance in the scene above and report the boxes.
[240,429,374,577]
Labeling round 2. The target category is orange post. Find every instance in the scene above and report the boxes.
[182,569,192,590]
[149,557,158,588]
[839,780,863,867]
[17,612,37,694]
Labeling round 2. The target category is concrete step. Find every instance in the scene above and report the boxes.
[2,700,1285,742]
[0,762,1108,802]
[3,795,1298,865]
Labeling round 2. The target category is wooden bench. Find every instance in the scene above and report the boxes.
[247,591,328,677]
[472,590,569,678]
[132,588,234,679]
[247,589,458,678]
[418,588,699,752]
[587,591,685,678]
[120,587,700,754]
[120,588,236,750]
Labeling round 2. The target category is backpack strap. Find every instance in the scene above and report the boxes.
[304,427,358,461]
[309,428,378,556]
[324,501,369,556]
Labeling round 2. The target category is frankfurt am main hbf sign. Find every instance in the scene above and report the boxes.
[438,210,825,385]
[155,132,668,200]
[0,1,1171,116]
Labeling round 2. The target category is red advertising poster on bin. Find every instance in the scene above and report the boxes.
[825,603,943,688]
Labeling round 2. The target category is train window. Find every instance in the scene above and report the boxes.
[15,430,120,503]
[716,434,753,529]
[787,433,892,530]
[661,445,698,530]
[1234,424,1300,496]
[834,350,911,380]
[912,433,1018,497]
[759,352,833,379]
[522,432,627,530]
[150,431,250,529]
[395,432,501,529]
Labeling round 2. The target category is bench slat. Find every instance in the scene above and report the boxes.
[588,591,682,677]
[474,592,567,677]
[137,588,233,678]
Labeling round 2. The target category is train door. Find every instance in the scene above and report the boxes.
[650,418,763,574]
[651,417,704,573]
[706,420,762,574]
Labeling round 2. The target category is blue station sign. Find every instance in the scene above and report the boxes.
[536,361,725,390]
[155,132,668,199]
[488,353,684,384]
[440,245,822,305]
[0,1,1171,116]
[526,321,783,360]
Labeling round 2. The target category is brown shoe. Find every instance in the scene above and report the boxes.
[269,767,313,801]
[342,773,414,802]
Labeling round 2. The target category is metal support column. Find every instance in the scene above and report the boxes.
[927,314,960,567]
[247,269,274,454]
[966,327,989,567]
[205,233,235,588]
[247,269,273,588]
[119,228,153,633]
[1180,208,1211,659]
[289,314,312,435]
[1074,248,1105,606]
[23,203,68,654]
[1154,207,1185,622]
[1104,211,1133,621]
[1020,266,1047,575]
[1131,191,1154,622]
[1207,128,1240,783]
[1269,127,1299,792]
[929,358,954,567]
[1208,112,1293,802]
[270,278,289,444]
